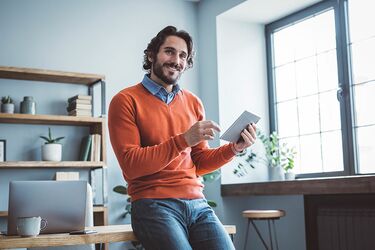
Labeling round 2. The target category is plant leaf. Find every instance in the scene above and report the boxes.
[113,185,128,195]
[207,200,217,207]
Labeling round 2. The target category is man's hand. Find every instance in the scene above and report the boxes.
[233,123,257,153]
[183,121,221,147]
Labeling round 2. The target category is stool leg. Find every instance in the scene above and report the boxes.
[268,220,274,250]
[244,219,251,250]
[272,219,280,250]
[250,220,270,250]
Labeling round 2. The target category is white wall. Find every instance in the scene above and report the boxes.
[217,18,269,184]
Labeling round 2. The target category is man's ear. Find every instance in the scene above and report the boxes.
[148,52,153,63]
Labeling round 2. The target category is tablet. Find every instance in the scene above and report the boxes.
[220,110,260,143]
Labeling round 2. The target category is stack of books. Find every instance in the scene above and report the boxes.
[67,95,92,117]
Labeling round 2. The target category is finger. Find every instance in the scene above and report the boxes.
[203,128,215,137]
[203,134,215,141]
[242,129,255,145]
[247,124,257,138]
[201,120,221,132]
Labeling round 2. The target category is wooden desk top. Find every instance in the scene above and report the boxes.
[0,224,236,249]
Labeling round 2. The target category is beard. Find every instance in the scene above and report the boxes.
[152,61,183,86]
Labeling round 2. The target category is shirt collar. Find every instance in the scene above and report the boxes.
[141,74,181,95]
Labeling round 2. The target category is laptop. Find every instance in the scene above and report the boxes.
[7,180,87,235]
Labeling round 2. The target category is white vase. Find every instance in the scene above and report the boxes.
[1,103,15,114]
[285,172,296,180]
[269,166,285,181]
[42,144,62,161]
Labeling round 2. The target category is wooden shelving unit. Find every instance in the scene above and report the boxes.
[0,66,108,249]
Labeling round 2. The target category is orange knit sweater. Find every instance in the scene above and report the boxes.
[108,83,235,201]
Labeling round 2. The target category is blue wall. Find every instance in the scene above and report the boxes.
[0,0,306,249]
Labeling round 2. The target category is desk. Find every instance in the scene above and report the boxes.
[0,224,236,249]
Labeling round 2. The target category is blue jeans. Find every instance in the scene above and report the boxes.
[131,198,235,250]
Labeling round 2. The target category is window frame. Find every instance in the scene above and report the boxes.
[265,0,358,178]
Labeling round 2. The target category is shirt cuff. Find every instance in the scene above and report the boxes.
[230,143,246,156]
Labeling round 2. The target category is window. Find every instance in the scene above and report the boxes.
[266,0,374,177]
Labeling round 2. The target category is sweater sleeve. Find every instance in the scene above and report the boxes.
[190,97,235,176]
[108,92,189,180]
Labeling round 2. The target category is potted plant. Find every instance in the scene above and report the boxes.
[1,96,15,114]
[280,144,297,180]
[40,127,65,161]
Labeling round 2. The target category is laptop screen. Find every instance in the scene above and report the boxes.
[7,180,87,235]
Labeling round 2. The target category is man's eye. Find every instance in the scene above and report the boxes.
[165,50,173,55]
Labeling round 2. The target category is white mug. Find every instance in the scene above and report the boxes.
[16,216,47,237]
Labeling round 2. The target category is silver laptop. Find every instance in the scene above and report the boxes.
[7,180,87,235]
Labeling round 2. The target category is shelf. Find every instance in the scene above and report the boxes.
[0,66,105,86]
[0,113,104,126]
[0,211,7,217]
[0,161,106,168]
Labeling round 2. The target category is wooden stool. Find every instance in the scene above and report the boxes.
[242,210,285,250]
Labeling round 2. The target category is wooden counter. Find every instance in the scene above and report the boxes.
[221,175,375,196]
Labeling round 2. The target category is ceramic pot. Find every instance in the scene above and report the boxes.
[42,143,62,161]
[1,103,15,113]
[20,96,36,114]
[269,165,285,181]
[285,172,296,180]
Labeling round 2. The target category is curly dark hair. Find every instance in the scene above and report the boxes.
[143,26,194,73]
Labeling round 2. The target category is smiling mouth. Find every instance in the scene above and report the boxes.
[165,64,181,72]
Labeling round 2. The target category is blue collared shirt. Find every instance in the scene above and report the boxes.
[141,74,181,104]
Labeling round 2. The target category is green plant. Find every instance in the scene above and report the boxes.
[258,130,296,171]
[1,96,13,104]
[39,127,65,144]
[233,149,257,177]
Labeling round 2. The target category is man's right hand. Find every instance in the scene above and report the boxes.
[183,121,221,147]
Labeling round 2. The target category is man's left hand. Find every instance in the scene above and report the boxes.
[233,123,257,153]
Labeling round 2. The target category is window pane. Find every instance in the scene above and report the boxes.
[348,0,375,43]
[319,90,341,132]
[298,95,320,135]
[321,131,343,172]
[315,10,336,53]
[273,26,296,66]
[317,50,339,92]
[353,81,375,126]
[275,63,296,102]
[299,134,322,174]
[356,125,375,174]
[296,57,318,96]
[351,38,375,84]
[294,17,316,60]
[277,100,299,137]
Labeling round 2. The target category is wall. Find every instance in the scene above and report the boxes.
[0,1,198,249]
[198,0,307,249]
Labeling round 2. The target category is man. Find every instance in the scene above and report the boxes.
[108,26,256,250]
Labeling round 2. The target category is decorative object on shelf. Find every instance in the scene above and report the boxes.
[0,139,6,162]
[67,95,92,117]
[20,96,36,115]
[40,127,65,161]
[258,131,297,181]
[282,146,297,180]
[1,96,15,114]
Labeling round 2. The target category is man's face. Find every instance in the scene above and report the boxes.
[150,35,188,86]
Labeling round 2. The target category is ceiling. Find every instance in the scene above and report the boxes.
[219,0,322,24]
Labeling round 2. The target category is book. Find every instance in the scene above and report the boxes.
[69,99,92,105]
[79,135,92,161]
[66,103,92,112]
[55,172,79,180]
[68,109,92,117]
[68,94,92,103]
[220,110,261,143]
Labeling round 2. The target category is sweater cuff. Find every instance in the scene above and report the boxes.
[173,134,189,152]
[221,143,236,161]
